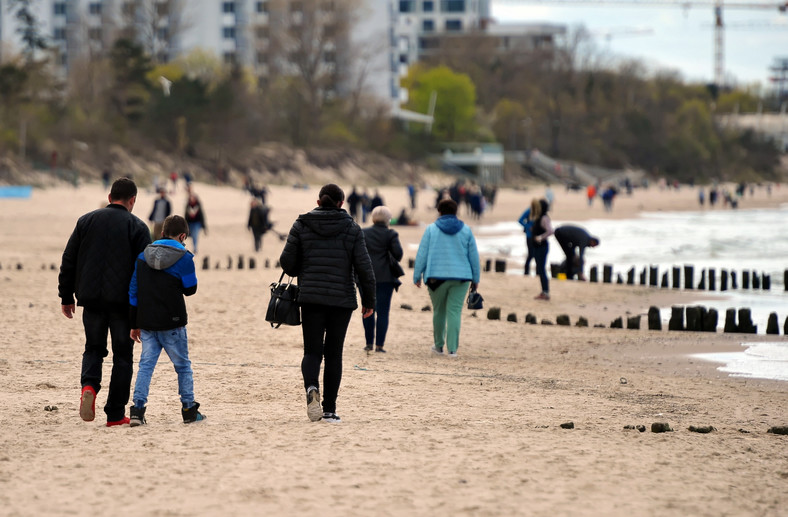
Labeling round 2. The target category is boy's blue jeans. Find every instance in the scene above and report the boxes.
[133,327,195,409]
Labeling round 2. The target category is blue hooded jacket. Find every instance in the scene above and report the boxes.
[413,215,480,284]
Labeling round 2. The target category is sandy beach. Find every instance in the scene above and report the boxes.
[0,178,786,516]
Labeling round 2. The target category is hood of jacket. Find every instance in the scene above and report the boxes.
[297,207,354,237]
[143,240,188,270]
[435,215,464,235]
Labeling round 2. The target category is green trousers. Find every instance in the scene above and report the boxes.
[428,280,470,353]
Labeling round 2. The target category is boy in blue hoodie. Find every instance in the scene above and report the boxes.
[128,215,205,425]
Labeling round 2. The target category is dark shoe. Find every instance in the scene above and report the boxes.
[431,346,443,355]
[322,412,341,423]
[106,416,130,427]
[375,347,386,353]
[130,406,146,427]
[363,345,373,352]
[306,386,322,422]
[534,292,550,301]
[80,386,96,422]
[182,402,206,423]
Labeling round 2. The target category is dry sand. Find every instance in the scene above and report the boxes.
[0,179,786,516]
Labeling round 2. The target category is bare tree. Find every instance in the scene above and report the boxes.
[119,0,191,64]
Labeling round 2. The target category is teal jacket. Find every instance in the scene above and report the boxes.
[413,215,480,284]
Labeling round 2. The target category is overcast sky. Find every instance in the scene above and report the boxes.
[490,2,788,90]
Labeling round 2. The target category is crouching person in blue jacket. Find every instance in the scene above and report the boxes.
[128,215,205,426]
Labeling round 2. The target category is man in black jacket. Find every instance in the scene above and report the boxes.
[58,177,151,427]
[280,184,375,423]
[553,224,600,281]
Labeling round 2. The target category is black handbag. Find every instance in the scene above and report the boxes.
[265,271,301,328]
[466,288,484,310]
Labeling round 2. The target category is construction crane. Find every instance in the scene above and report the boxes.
[493,0,788,87]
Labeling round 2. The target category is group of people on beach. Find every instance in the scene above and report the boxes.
[518,197,599,301]
[58,179,483,426]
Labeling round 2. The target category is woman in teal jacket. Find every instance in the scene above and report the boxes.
[413,199,480,358]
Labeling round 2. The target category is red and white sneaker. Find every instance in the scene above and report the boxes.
[80,386,96,422]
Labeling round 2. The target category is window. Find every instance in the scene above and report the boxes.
[445,19,462,31]
[222,2,235,14]
[290,1,303,13]
[223,27,236,39]
[88,3,102,15]
[223,52,237,64]
[53,2,67,15]
[255,26,269,39]
[419,37,439,50]
[256,51,267,64]
[53,28,67,40]
[324,50,336,64]
[156,2,168,16]
[442,0,465,12]
[422,19,434,32]
[422,1,434,12]
[256,1,268,13]
[157,51,169,63]
[157,27,169,40]
[88,28,102,40]
[399,1,414,13]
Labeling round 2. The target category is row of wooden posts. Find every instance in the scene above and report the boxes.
[478,258,786,292]
[479,304,787,335]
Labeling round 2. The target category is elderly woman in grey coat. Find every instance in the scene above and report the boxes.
[361,206,404,353]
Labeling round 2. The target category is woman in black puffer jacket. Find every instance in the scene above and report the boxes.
[279,184,376,423]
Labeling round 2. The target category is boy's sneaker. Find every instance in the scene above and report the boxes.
[322,412,341,423]
[182,402,206,424]
[431,346,443,355]
[129,406,146,427]
[106,417,130,427]
[80,386,96,422]
[363,345,373,351]
[306,386,322,422]
[448,351,459,358]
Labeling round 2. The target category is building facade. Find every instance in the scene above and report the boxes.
[0,0,564,108]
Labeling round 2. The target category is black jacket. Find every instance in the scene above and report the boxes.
[58,204,151,308]
[129,240,197,331]
[362,223,404,285]
[279,207,375,309]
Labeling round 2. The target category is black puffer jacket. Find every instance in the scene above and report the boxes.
[279,207,375,309]
[58,204,151,308]
[362,223,404,285]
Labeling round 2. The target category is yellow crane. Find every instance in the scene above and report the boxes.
[494,0,788,87]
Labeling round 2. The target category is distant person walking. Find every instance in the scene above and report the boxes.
[58,177,151,427]
[148,188,171,240]
[279,184,376,423]
[184,193,207,253]
[530,198,553,301]
[247,198,271,252]
[128,215,205,426]
[517,205,535,276]
[361,206,404,354]
[553,225,600,281]
[413,199,480,358]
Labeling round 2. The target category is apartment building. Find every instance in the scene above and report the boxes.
[0,0,564,108]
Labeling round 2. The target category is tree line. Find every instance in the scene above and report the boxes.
[0,1,783,184]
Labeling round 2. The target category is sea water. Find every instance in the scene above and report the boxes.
[472,204,788,381]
